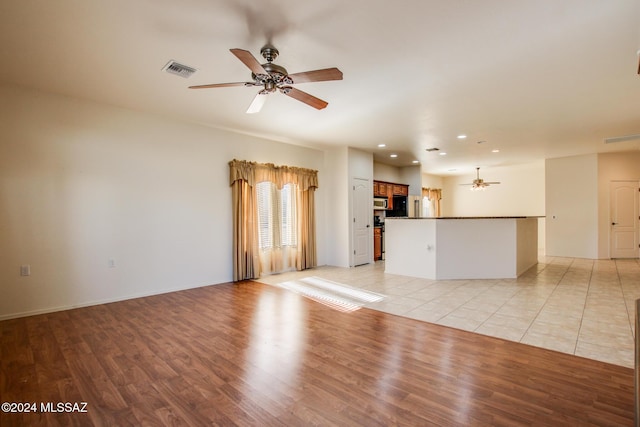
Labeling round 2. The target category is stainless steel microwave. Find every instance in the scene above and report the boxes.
[373,197,388,210]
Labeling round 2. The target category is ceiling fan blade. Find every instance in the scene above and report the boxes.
[230,48,268,75]
[246,93,268,114]
[281,87,328,110]
[189,82,250,89]
[485,182,501,184]
[287,67,343,84]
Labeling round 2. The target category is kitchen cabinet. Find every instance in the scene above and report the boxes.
[373,180,409,211]
[393,185,408,196]
[373,182,388,197]
[373,181,407,197]
[374,227,382,260]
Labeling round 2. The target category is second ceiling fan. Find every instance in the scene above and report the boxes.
[189,45,343,113]
[460,167,501,191]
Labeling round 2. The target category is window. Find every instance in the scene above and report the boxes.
[256,181,297,250]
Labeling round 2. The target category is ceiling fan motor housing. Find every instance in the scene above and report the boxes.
[252,62,293,86]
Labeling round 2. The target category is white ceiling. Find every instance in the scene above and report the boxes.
[1,0,639,175]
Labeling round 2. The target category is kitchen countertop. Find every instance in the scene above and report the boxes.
[385,216,544,219]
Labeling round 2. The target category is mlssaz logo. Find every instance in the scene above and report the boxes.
[40,402,88,413]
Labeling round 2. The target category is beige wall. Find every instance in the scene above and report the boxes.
[441,162,545,217]
[373,162,402,183]
[421,173,444,190]
[439,162,546,251]
[545,154,598,258]
[0,84,329,319]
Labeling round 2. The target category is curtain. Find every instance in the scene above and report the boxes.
[229,159,318,281]
[231,178,258,281]
[296,187,316,270]
[422,187,442,217]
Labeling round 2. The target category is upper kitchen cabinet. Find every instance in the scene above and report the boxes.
[373,180,408,198]
[393,185,408,196]
[373,181,388,197]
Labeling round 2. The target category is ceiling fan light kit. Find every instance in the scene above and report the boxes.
[189,45,342,113]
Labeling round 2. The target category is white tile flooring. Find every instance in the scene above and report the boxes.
[257,256,640,368]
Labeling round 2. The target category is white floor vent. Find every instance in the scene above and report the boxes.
[162,60,196,78]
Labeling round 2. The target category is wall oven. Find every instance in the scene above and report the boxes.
[373,197,388,210]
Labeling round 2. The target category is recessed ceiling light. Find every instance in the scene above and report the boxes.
[377,144,386,148]
[457,135,467,139]
[390,154,398,158]
[412,160,419,164]
[439,152,447,156]
[492,149,500,153]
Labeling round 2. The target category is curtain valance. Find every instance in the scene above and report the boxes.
[422,187,442,201]
[229,159,318,191]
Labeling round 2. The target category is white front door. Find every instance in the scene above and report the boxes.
[352,177,371,266]
[610,181,639,258]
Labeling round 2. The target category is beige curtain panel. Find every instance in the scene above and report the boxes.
[229,159,318,281]
[422,187,442,217]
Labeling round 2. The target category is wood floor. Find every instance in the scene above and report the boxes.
[1,280,634,426]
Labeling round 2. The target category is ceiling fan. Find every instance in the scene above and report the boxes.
[460,167,500,191]
[189,45,343,113]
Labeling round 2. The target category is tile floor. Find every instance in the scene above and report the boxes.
[256,256,640,368]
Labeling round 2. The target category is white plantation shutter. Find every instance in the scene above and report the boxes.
[256,182,297,250]
[280,184,297,246]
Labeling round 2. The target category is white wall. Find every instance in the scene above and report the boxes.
[597,152,640,258]
[0,84,330,319]
[324,146,350,267]
[399,165,422,196]
[373,162,402,182]
[545,154,598,258]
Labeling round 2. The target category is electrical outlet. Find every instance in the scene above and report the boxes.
[20,265,31,276]
[108,258,116,268]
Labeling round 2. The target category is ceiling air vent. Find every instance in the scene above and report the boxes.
[162,60,196,78]
[604,133,640,144]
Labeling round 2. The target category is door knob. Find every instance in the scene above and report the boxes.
[611,222,618,226]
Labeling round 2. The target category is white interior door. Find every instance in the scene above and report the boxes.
[352,177,371,266]
[610,181,639,258]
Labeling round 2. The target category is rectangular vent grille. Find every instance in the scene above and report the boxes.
[162,60,196,78]
[604,134,640,144]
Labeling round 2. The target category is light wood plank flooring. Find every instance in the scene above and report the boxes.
[0,274,634,426]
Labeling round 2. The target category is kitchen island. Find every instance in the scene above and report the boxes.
[384,217,539,280]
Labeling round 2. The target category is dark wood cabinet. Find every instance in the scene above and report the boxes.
[373,182,388,197]
[373,180,408,210]
[393,184,408,196]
